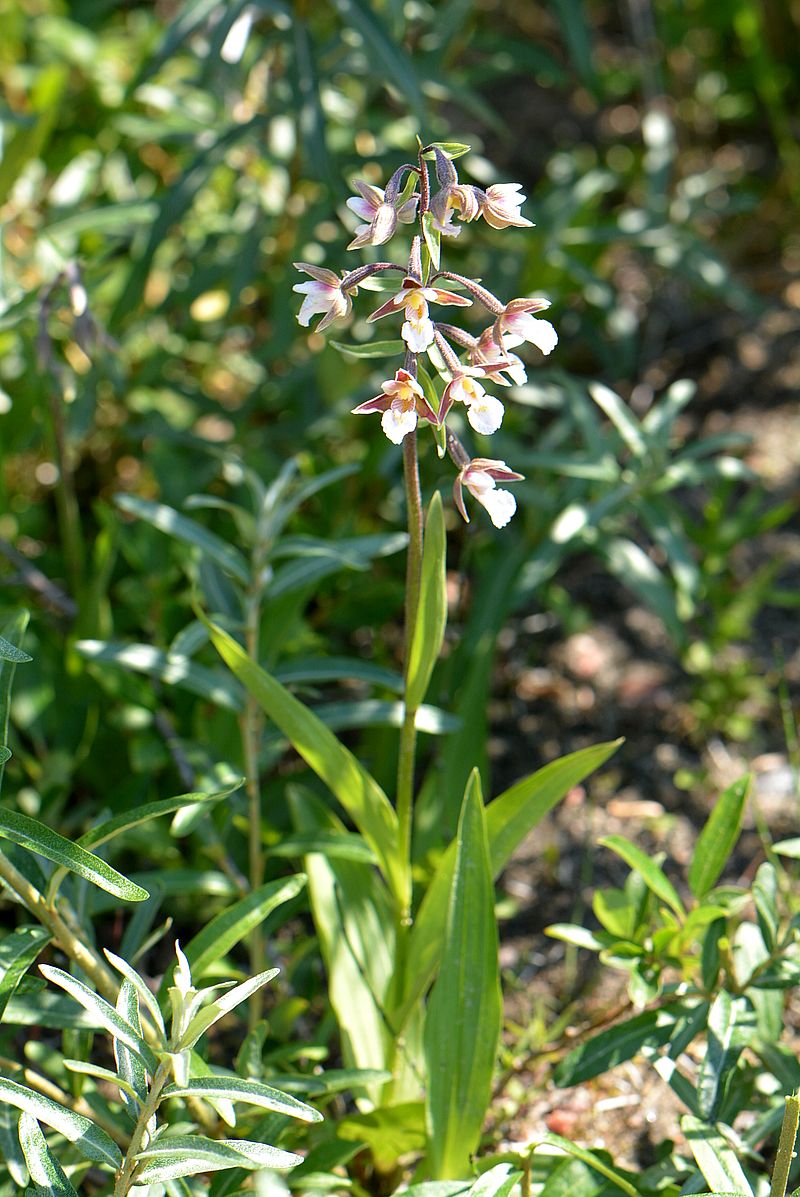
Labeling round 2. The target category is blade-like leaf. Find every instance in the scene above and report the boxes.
[688,776,750,899]
[425,771,502,1178]
[329,339,405,359]
[0,637,32,664]
[599,835,684,917]
[134,1135,300,1183]
[554,1009,676,1087]
[179,969,279,1048]
[183,874,306,978]
[587,381,647,457]
[76,640,244,711]
[0,926,51,1019]
[18,1113,79,1197]
[163,1076,321,1122]
[0,1078,121,1169]
[538,1134,639,1197]
[104,950,165,1037]
[115,981,148,1114]
[206,617,404,905]
[39,967,158,1072]
[268,831,377,864]
[681,1115,754,1196]
[115,494,250,583]
[400,741,621,1026]
[406,492,447,711]
[79,782,241,851]
[62,1060,142,1105]
[0,611,29,792]
[0,809,148,902]
[697,992,747,1120]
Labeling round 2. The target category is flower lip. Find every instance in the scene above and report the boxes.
[293,263,353,331]
[453,457,525,527]
[351,366,442,442]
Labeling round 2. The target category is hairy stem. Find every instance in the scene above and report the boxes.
[114,1059,171,1197]
[0,852,117,1001]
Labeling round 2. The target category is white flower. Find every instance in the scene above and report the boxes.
[351,368,440,444]
[368,277,471,354]
[293,262,352,332]
[494,297,557,355]
[444,375,504,435]
[453,458,524,528]
[478,183,533,230]
[345,180,418,250]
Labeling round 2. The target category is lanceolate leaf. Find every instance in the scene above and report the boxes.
[425,771,502,1179]
[0,1078,121,1169]
[539,1134,639,1197]
[179,969,279,1048]
[0,809,148,902]
[163,1076,321,1122]
[134,1135,301,1183]
[554,1009,676,1087]
[688,776,750,899]
[206,617,405,905]
[115,494,250,583]
[18,1113,79,1197]
[39,967,158,1073]
[182,874,307,977]
[599,835,684,918]
[0,926,51,1019]
[0,636,32,664]
[406,492,447,711]
[399,741,621,1026]
[697,991,746,1120]
[681,1115,754,1196]
[114,981,148,1114]
[78,782,241,851]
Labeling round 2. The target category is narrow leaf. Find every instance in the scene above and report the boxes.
[78,782,241,851]
[688,776,750,898]
[600,835,684,917]
[18,1113,79,1197]
[538,1134,639,1197]
[114,981,148,1114]
[76,640,243,711]
[39,967,158,1072]
[406,492,447,711]
[0,926,51,1019]
[425,771,502,1178]
[0,637,32,664]
[0,1078,121,1168]
[697,992,743,1120]
[329,339,405,359]
[179,968,279,1048]
[115,494,250,583]
[206,617,404,905]
[0,809,148,902]
[554,1009,675,1087]
[587,382,647,456]
[104,950,165,1037]
[183,874,306,978]
[682,1115,754,1196]
[163,1076,321,1122]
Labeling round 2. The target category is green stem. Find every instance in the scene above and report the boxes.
[0,851,117,1001]
[396,428,424,922]
[242,558,267,1028]
[114,1059,171,1197]
[771,1092,800,1197]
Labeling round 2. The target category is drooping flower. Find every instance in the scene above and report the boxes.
[368,277,471,354]
[477,183,534,230]
[468,327,527,387]
[494,297,558,355]
[293,262,353,332]
[345,180,418,250]
[443,374,505,435]
[351,367,441,444]
[453,458,524,528]
[430,182,481,238]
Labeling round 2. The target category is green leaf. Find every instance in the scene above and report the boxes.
[0,926,50,1020]
[421,211,441,272]
[0,1078,121,1169]
[688,776,750,898]
[163,1076,321,1122]
[545,924,610,952]
[681,1115,754,1196]
[206,617,404,905]
[538,1135,639,1197]
[39,966,158,1073]
[61,1060,142,1105]
[0,747,10,766]
[329,339,405,359]
[0,637,32,664]
[425,771,502,1179]
[422,142,471,160]
[333,0,424,124]
[0,611,29,793]
[18,1113,79,1197]
[114,981,148,1113]
[115,494,250,584]
[0,808,148,902]
[104,951,165,1038]
[554,1009,675,1086]
[78,782,241,851]
[289,788,397,1103]
[600,835,684,917]
[274,656,403,692]
[134,1135,301,1183]
[183,874,306,978]
[0,1103,27,1188]
[600,537,684,646]
[753,861,779,951]
[697,992,747,1120]
[400,741,621,1026]
[587,381,646,457]
[0,65,68,205]
[76,640,244,711]
[268,832,377,864]
[406,492,447,711]
[179,968,279,1048]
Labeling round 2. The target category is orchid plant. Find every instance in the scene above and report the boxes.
[293,141,558,529]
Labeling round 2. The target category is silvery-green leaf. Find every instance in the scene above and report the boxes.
[162,1076,321,1122]
[114,494,250,584]
[18,1113,79,1197]
[134,1135,301,1183]
[0,1078,121,1169]
[62,1060,142,1106]
[104,950,166,1038]
[76,639,244,711]
[178,969,279,1049]
[39,966,158,1073]
[115,981,148,1115]
[0,926,51,1019]
[0,636,32,664]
